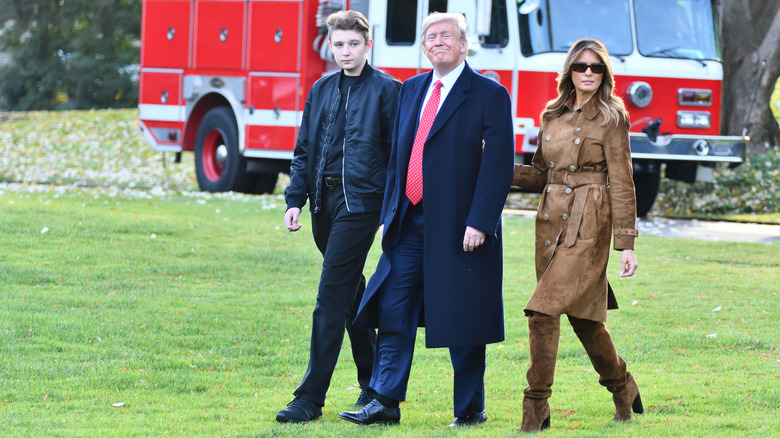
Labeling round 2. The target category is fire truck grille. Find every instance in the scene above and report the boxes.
[711,144,733,156]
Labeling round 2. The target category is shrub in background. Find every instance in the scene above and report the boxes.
[656,148,780,215]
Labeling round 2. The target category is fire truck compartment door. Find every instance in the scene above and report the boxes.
[248,1,301,72]
[141,0,192,68]
[194,1,246,70]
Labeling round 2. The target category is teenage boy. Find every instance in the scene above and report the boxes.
[276,10,401,424]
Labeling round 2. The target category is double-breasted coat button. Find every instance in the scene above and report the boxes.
[548,161,555,168]
[543,213,549,220]
[564,187,572,194]
[545,135,551,141]
[546,186,552,193]
[544,239,551,246]
[562,213,568,220]
[574,138,581,145]
[576,127,581,133]
[568,165,577,171]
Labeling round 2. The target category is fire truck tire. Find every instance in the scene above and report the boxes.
[633,167,661,217]
[247,172,279,194]
[195,107,247,193]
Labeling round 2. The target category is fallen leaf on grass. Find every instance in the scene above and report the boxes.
[569,423,580,429]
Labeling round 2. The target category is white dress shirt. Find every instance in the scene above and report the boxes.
[418,61,466,122]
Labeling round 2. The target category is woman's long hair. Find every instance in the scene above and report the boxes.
[541,38,629,126]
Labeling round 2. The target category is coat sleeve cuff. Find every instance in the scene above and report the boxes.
[613,228,638,251]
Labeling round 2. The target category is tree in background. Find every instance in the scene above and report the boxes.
[0,0,141,110]
[720,0,780,155]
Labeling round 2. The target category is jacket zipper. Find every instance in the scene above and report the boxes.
[341,86,351,212]
[316,90,340,213]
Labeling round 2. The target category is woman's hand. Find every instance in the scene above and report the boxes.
[619,249,638,277]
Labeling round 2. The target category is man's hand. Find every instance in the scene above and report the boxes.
[463,226,486,252]
[284,207,302,232]
[619,249,638,277]
[378,224,384,237]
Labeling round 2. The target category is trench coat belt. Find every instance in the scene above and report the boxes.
[546,171,608,248]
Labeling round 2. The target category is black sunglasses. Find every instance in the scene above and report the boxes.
[571,62,606,74]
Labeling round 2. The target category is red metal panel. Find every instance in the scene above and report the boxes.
[246,125,297,150]
[516,70,559,125]
[615,76,721,136]
[298,0,326,109]
[248,75,297,110]
[248,1,301,72]
[139,71,182,106]
[194,1,246,70]
[141,0,192,68]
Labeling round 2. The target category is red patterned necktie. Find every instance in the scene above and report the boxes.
[406,80,443,205]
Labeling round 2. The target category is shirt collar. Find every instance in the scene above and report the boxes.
[432,61,466,91]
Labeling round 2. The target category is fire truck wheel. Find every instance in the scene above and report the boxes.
[195,107,247,192]
[633,167,661,217]
[247,172,279,195]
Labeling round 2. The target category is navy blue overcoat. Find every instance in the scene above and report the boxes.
[353,63,515,348]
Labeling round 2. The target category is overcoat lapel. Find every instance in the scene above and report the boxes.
[426,64,472,141]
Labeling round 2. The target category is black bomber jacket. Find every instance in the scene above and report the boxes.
[285,63,401,214]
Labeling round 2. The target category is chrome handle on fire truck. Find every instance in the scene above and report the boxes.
[220,28,228,42]
[167,27,175,41]
[274,29,283,43]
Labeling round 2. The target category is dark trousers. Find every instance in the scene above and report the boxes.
[369,202,486,417]
[293,186,379,405]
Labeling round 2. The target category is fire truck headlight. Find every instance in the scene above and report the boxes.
[626,81,653,108]
[677,111,711,129]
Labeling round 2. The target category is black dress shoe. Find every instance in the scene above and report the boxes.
[339,399,401,425]
[276,397,322,423]
[354,387,376,409]
[449,410,487,426]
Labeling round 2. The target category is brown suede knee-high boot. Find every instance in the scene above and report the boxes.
[568,316,644,422]
[520,313,560,433]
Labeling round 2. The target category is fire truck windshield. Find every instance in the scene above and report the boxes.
[518,0,633,56]
[517,0,719,61]
[634,0,720,61]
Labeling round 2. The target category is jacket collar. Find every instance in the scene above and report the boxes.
[565,93,600,120]
[340,61,374,87]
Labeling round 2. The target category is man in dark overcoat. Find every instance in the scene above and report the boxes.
[338,12,514,427]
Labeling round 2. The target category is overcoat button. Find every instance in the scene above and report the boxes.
[545,135,551,141]
[574,138,581,145]
[546,186,552,193]
[564,187,572,194]
[545,240,551,246]
[576,127,581,132]
[548,161,555,168]
[568,165,576,171]
[562,213,568,220]
[543,213,549,220]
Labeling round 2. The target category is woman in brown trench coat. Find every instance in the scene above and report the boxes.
[513,38,643,432]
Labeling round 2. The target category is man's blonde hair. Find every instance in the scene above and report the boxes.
[420,12,467,44]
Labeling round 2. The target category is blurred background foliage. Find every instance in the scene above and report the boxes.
[0,0,141,110]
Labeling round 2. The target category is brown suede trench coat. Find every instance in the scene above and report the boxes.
[513,97,638,322]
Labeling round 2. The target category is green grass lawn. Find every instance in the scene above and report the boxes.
[1,190,777,437]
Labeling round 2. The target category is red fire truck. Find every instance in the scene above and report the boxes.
[138,0,746,216]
